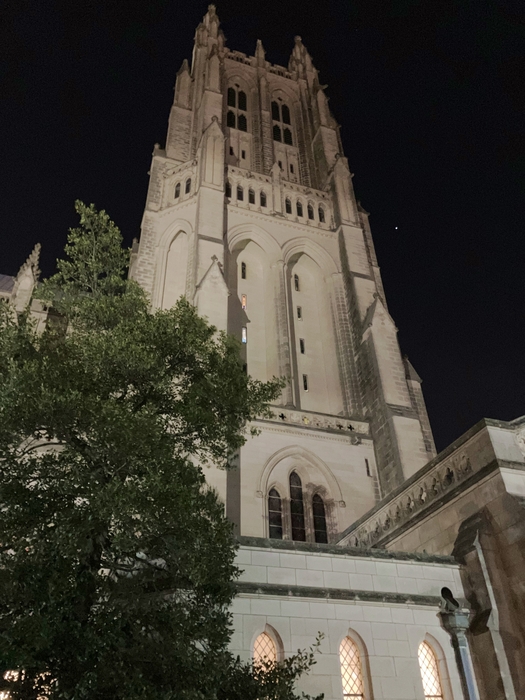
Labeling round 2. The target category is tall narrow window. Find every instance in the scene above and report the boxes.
[241,327,247,343]
[289,472,306,541]
[283,128,293,145]
[174,182,180,199]
[237,185,244,201]
[339,637,365,699]
[253,632,277,666]
[271,101,280,121]
[418,642,444,700]
[225,181,232,198]
[227,85,248,132]
[268,489,283,539]
[229,146,234,156]
[238,113,247,132]
[185,178,191,194]
[241,149,246,159]
[281,104,291,124]
[312,494,328,543]
[248,188,255,204]
[290,163,294,174]
[241,262,246,279]
[238,90,247,111]
[260,191,267,207]
[273,124,282,142]
[302,374,308,391]
[296,201,303,217]
[241,294,247,310]
[307,204,314,220]
[285,198,292,214]
[297,306,302,320]
[299,338,305,354]
[318,206,325,223]
[365,459,371,477]
[294,274,300,291]
[272,100,293,145]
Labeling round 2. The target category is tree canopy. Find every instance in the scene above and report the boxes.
[0,202,321,699]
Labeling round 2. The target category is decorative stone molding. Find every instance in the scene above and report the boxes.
[262,406,369,436]
[340,447,479,549]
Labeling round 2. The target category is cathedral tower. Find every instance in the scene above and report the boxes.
[131,5,436,541]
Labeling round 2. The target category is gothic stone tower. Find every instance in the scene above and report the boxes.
[131,5,436,542]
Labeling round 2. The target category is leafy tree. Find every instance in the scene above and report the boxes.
[0,202,322,699]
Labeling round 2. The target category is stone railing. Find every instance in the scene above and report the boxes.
[339,436,487,549]
[261,406,369,439]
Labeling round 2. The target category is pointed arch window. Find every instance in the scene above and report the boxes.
[248,188,255,204]
[312,494,328,543]
[272,99,293,145]
[174,182,180,199]
[268,489,283,539]
[339,637,365,699]
[185,178,191,194]
[260,191,267,207]
[318,206,325,223]
[296,201,303,217]
[289,471,306,541]
[253,632,277,666]
[238,113,247,132]
[307,203,314,220]
[227,85,248,132]
[237,185,244,201]
[418,642,444,699]
[285,198,292,214]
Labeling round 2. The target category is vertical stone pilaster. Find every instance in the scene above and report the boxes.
[272,260,294,407]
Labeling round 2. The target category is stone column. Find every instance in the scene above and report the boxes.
[439,608,481,700]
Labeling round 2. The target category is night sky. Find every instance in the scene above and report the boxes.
[1,0,524,452]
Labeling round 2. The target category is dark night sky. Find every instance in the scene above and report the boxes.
[1,0,524,451]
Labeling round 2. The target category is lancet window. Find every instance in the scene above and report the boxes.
[185,178,191,194]
[289,471,306,541]
[227,84,248,132]
[339,637,365,699]
[312,494,328,543]
[318,206,325,223]
[271,99,293,145]
[268,489,283,539]
[260,191,267,207]
[253,632,277,666]
[418,642,444,700]
[174,182,180,199]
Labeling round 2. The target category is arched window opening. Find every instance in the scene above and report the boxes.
[253,632,277,666]
[227,110,236,128]
[225,181,232,198]
[174,182,180,199]
[260,191,267,207]
[296,201,303,217]
[268,489,283,539]
[273,124,282,142]
[318,206,325,223]
[282,104,291,124]
[241,262,246,279]
[285,198,292,214]
[313,494,328,543]
[289,471,306,541]
[238,90,247,111]
[227,87,236,107]
[339,637,365,699]
[237,185,244,201]
[294,274,300,292]
[185,178,191,194]
[283,128,293,145]
[418,642,444,700]
[238,114,247,132]
[307,204,314,220]
[271,101,280,121]
[248,188,255,204]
